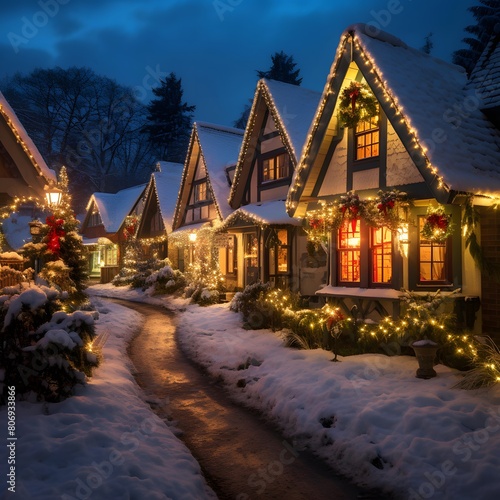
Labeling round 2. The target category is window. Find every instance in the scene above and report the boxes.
[337,220,394,286]
[355,114,379,160]
[338,219,361,283]
[89,211,102,227]
[194,181,208,203]
[150,211,162,233]
[268,229,290,288]
[371,227,392,284]
[262,153,290,182]
[418,218,449,283]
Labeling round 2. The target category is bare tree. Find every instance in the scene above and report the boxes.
[2,67,154,209]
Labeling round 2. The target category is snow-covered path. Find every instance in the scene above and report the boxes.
[117,298,364,500]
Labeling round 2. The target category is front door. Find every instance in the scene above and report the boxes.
[244,232,259,286]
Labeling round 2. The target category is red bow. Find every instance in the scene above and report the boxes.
[46,215,65,256]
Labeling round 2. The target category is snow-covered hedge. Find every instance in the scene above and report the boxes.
[0,284,98,403]
[145,265,186,295]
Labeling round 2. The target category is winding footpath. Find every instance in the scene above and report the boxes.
[108,298,371,499]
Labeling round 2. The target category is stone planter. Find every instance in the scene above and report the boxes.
[411,340,439,379]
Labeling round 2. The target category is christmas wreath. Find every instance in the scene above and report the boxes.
[338,82,378,129]
[123,216,138,240]
[304,203,342,245]
[421,206,454,243]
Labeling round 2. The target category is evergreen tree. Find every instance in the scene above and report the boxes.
[39,167,89,306]
[421,33,434,54]
[234,51,302,128]
[257,51,303,85]
[452,0,500,74]
[142,73,195,163]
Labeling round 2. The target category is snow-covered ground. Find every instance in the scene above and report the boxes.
[3,283,500,499]
[0,293,215,500]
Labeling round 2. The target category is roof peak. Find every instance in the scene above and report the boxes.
[195,121,244,136]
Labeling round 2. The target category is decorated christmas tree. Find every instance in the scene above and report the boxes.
[37,167,89,305]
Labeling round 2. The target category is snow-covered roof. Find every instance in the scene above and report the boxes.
[229,79,321,207]
[354,24,500,196]
[91,184,146,233]
[288,24,500,213]
[468,32,500,111]
[196,122,244,219]
[221,200,302,230]
[263,79,322,160]
[0,91,56,186]
[149,162,184,232]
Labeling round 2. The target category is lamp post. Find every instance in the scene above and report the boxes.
[44,184,62,209]
[29,219,43,277]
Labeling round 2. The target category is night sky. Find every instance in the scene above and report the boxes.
[0,0,473,128]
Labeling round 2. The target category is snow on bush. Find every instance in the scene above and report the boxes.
[0,284,98,403]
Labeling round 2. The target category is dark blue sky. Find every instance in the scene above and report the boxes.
[0,0,473,127]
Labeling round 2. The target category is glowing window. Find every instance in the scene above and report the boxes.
[338,219,360,283]
[371,227,392,284]
[419,218,447,282]
[355,114,379,160]
[262,153,290,182]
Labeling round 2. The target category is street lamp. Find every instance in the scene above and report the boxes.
[28,219,43,241]
[44,184,62,209]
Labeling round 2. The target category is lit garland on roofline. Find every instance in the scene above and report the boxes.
[229,80,297,206]
[286,28,451,215]
[0,101,47,179]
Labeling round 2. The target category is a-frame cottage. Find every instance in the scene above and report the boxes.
[135,161,184,265]
[80,184,146,282]
[287,24,500,335]
[225,78,324,294]
[171,122,243,284]
[0,91,57,281]
[0,91,57,208]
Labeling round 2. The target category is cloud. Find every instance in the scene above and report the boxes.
[0,0,473,127]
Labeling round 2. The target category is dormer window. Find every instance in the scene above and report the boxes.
[355,114,379,161]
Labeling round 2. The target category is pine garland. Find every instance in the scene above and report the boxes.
[462,195,500,278]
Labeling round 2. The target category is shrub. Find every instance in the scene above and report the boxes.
[145,265,186,295]
[0,284,98,403]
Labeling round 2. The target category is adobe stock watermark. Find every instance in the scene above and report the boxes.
[408,405,500,499]
[363,0,413,38]
[7,0,71,54]
[236,439,300,499]
[213,0,244,22]
[61,417,158,500]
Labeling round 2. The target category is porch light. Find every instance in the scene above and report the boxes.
[189,232,197,243]
[44,184,62,208]
[397,223,409,257]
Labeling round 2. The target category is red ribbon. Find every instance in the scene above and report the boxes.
[46,215,65,256]
[349,88,360,112]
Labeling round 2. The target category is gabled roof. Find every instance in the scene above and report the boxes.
[229,79,321,207]
[287,24,500,215]
[0,91,57,201]
[172,122,243,229]
[221,200,302,231]
[88,184,146,233]
[468,31,500,113]
[144,162,184,233]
